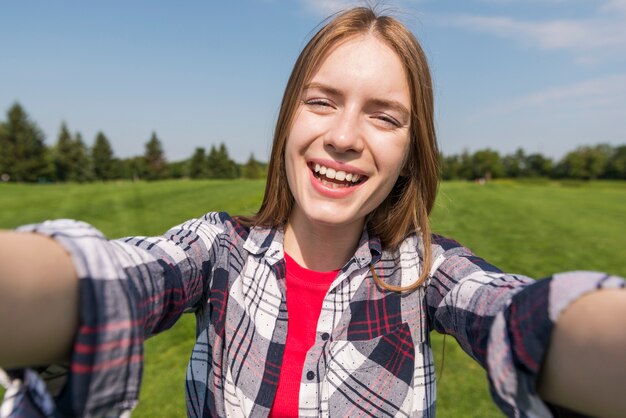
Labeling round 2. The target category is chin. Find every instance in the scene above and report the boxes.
[303,204,366,229]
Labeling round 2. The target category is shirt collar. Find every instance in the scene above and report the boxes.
[243,223,382,269]
[352,226,382,269]
[243,225,283,265]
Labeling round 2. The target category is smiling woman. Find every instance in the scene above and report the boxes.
[1,6,625,418]
[283,35,412,271]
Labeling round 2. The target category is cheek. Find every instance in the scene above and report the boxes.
[284,133,308,199]
[378,138,410,174]
[284,140,297,187]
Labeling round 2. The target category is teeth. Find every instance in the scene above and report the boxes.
[311,163,362,183]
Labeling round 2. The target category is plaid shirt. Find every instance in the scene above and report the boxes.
[1,212,624,417]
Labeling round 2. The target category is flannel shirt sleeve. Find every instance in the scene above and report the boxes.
[0,214,225,418]
[425,234,626,418]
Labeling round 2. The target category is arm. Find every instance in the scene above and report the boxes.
[1,214,227,417]
[538,289,626,418]
[0,231,78,368]
[426,235,626,417]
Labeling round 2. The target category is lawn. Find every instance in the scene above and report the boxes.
[1,179,624,417]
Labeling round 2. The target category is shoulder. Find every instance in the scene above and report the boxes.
[394,232,467,260]
[394,232,504,277]
[170,211,251,238]
[143,212,254,258]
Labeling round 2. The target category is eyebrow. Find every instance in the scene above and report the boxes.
[370,98,410,122]
[303,82,410,121]
[303,82,341,97]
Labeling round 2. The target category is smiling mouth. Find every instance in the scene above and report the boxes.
[309,163,366,189]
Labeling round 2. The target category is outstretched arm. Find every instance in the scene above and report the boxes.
[426,234,625,417]
[538,289,626,418]
[1,214,227,416]
[0,231,78,368]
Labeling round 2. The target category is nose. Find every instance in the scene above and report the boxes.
[323,107,364,154]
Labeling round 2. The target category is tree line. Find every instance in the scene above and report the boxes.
[0,103,266,183]
[442,145,626,181]
[1,102,624,183]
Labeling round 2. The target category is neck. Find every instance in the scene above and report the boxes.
[284,209,364,272]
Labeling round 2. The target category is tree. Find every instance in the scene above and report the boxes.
[472,149,504,180]
[52,122,74,181]
[457,150,474,180]
[606,145,626,179]
[207,143,238,179]
[69,133,92,182]
[556,150,587,179]
[206,145,219,178]
[585,144,611,179]
[119,156,147,181]
[92,132,116,180]
[0,103,51,182]
[524,153,553,177]
[189,147,207,179]
[441,154,461,180]
[52,125,93,182]
[242,153,263,179]
[144,132,167,180]
[502,148,525,178]
[555,145,610,180]
[167,160,188,179]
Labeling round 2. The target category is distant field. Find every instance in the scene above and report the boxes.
[1,179,624,417]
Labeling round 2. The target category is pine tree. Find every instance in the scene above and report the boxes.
[189,147,207,179]
[92,131,115,180]
[221,143,239,179]
[144,132,167,180]
[243,153,263,179]
[0,103,51,182]
[52,122,74,181]
[206,145,219,178]
[207,143,238,179]
[70,133,92,182]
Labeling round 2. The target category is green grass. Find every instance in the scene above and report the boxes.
[1,179,624,417]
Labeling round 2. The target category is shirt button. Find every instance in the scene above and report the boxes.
[306,371,315,380]
[321,332,330,341]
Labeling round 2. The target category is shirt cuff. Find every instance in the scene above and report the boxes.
[486,271,625,417]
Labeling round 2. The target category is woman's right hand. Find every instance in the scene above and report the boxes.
[0,231,78,368]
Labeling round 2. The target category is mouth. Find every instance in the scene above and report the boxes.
[309,162,367,189]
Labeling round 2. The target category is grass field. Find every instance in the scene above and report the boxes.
[1,179,624,417]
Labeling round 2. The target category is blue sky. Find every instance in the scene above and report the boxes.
[1,0,625,163]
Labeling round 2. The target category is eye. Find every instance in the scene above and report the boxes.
[373,113,402,128]
[305,98,334,109]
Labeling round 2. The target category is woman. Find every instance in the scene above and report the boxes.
[1,7,625,418]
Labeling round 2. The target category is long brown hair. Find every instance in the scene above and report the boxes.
[239,7,440,291]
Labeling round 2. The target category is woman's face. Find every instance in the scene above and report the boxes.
[285,35,411,232]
